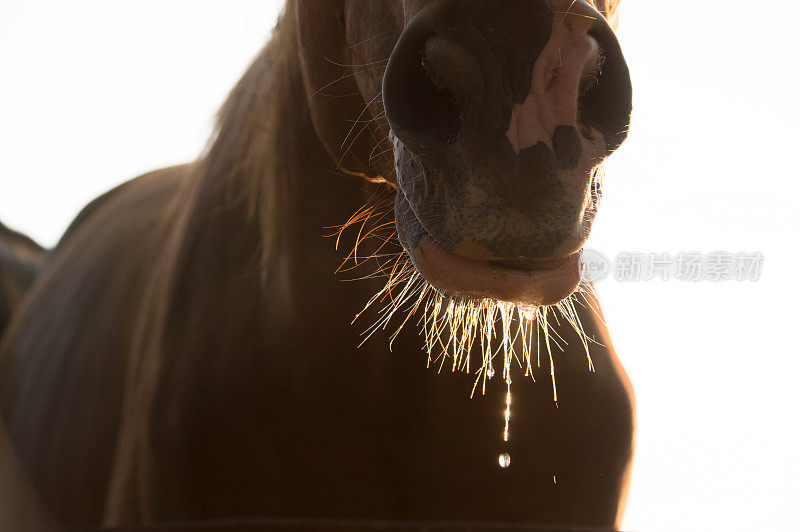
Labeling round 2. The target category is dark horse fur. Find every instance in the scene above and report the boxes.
[0,222,44,336]
[0,0,634,529]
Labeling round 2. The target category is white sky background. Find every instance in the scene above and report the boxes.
[1,1,799,530]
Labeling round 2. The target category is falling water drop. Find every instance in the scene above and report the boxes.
[498,453,511,468]
[487,367,495,379]
[503,387,511,442]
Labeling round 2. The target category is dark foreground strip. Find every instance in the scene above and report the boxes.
[63,518,617,532]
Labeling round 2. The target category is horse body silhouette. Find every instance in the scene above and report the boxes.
[0,0,634,528]
[0,223,43,336]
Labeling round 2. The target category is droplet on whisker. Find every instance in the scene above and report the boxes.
[521,306,537,321]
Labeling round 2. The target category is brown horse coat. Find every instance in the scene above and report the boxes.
[0,222,44,336]
[0,1,634,528]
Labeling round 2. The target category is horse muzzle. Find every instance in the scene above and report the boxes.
[383,0,631,305]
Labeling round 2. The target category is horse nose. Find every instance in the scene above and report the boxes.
[383,0,632,156]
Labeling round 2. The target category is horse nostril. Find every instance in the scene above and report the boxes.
[384,35,481,148]
[421,37,481,102]
[578,24,633,154]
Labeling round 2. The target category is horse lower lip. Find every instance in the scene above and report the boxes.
[412,236,582,307]
[491,256,573,271]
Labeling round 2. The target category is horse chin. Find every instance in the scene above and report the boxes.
[394,191,583,308]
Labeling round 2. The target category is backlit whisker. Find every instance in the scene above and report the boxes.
[334,200,595,441]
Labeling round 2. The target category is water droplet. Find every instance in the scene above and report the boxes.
[486,367,495,378]
[503,387,512,442]
[498,453,511,468]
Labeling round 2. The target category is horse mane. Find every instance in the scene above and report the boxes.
[187,0,303,274]
[103,6,310,514]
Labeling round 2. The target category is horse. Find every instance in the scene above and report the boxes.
[0,222,44,337]
[0,0,634,528]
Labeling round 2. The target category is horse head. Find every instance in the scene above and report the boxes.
[297,0,631,308]
[0,3,637,526]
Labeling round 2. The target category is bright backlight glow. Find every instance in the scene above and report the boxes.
[1,2,798,530]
